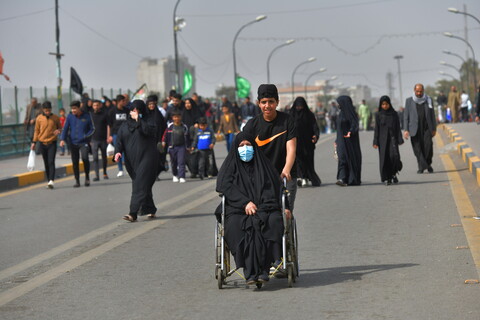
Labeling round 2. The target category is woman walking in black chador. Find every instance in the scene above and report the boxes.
[289,97,321,187]
[373,95,403,185]
[335,95,362,186]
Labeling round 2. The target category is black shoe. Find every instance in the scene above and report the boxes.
[199,175,204,180]
[385,180,392,186]
[103,174,109,180]
[336,179,347,186]
[417,170,424,174]
[85,180,90,187]
[93,177,100,182]
[427,166,434,173]
[393,176,399,184]
[258,273,269,283]
[73,181,80,188]
[246,278,257,285]
[190,174,197,179]
[297,178,302,187]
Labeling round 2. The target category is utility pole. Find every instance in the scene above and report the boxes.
[49,0,64,110]
[394,55,404,106]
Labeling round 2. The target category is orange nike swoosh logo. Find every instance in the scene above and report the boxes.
[255,130,287,147]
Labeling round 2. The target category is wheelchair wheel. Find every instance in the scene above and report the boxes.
[287,264,294,287]
[293,220,299,277]
[217,267,223,289]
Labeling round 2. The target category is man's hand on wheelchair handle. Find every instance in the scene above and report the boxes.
[285,209,292,220]
[245,201,257,215]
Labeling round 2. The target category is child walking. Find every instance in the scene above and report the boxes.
[217,104,239,152]
[373,95,404,185]
[191,117,216,179]
[162,111,190,183]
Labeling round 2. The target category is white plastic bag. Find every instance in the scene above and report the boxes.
[27,149,36,171]
[106,143,115,156]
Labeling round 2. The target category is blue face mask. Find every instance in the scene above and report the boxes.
[238,145,254,162]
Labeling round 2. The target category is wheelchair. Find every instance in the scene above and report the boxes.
[214,178,299,289]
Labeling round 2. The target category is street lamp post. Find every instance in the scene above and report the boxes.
[304,68,327,98]
[444,32,477,92]
[291,57,316,101]
[439,61,463,87]
[448,7,480,25]
[266,39,295,83]
[393,55,404,106]
[323,75,338,107]
[443,49,469,91]
[173,0,184,93]
[233,15,267,101]
[439,71,457,80]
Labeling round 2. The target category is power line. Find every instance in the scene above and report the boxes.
[238,28,473,56]
[59,7,144,59]
[182,0,393,18]
[0,7,54,22]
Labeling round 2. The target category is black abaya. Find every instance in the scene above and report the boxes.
[373,96,403,182]
[335,96,362,185]
[289,97,321,186]
[216,132,285,281]
[115,100,159,217]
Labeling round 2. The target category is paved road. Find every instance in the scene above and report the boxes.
[1,129,479,320]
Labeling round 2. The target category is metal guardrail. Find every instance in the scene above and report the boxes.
[0,124,30,158]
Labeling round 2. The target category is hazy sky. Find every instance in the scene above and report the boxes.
[1,0,479,103]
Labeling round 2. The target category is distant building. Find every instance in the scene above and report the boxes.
[347,85,371,105]
[136,55,195,98]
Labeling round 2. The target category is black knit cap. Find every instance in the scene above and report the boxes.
[257,84,279,101]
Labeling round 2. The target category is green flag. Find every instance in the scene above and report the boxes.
[236,76,251,98]
[183,70,193,96]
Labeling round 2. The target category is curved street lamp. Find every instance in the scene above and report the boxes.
[173,0,185,92]
[443,49,469,90]
[439,70,457,80]
[291,57,316,100]
[304,68,327,98]
[448,7,480,25]
[233,15,267,101]
[444,32,477,90]
[439,61,462,78]
[266,39,295,83]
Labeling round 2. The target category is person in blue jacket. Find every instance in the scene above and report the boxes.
[60,101,94,187]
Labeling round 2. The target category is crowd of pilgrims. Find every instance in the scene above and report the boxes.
[29,81,442,285]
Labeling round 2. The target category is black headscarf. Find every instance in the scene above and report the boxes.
[290,96,316,141]
[182,98,203,128]
[337,95,359,133]
[378,95,396,126]
[216,132,281,212]
[127,100,148,132]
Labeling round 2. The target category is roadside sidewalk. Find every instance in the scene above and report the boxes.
[441,122,480,186]
[0,152,115,192]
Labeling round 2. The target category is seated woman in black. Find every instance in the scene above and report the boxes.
[216,132,287,285]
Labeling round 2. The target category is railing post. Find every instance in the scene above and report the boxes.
[15,86,19,124]
[0,85,3,126]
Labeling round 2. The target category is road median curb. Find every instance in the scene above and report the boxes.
[442,124,480,185]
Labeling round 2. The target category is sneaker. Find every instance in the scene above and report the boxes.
[179,178,186,183]
[85,180,90,187]
[258,273,269,283]
[103,174,109,180]
[117,171,124,178]
[385,180,392,186]
[47,180,54,189]
[172,176,179,183]
[427,166,434,173]
[297,178,302,187]
[417,169,424,174]
[336,179,347,187]
[73,181,80,188]
[93,176,100,182]
[245,278,257,285]
[302,179,307,187]
[392,176,399,184]
[207,175,213,179]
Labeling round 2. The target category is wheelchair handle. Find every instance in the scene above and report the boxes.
[282,177,287,188]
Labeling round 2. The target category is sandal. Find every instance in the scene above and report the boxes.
[147,214,156,219]
[122,215,137,222]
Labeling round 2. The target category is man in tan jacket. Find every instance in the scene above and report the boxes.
[447,86,460,123]
[31,101,61,189]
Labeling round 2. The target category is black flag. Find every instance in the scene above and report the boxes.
[70,67,83,95]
